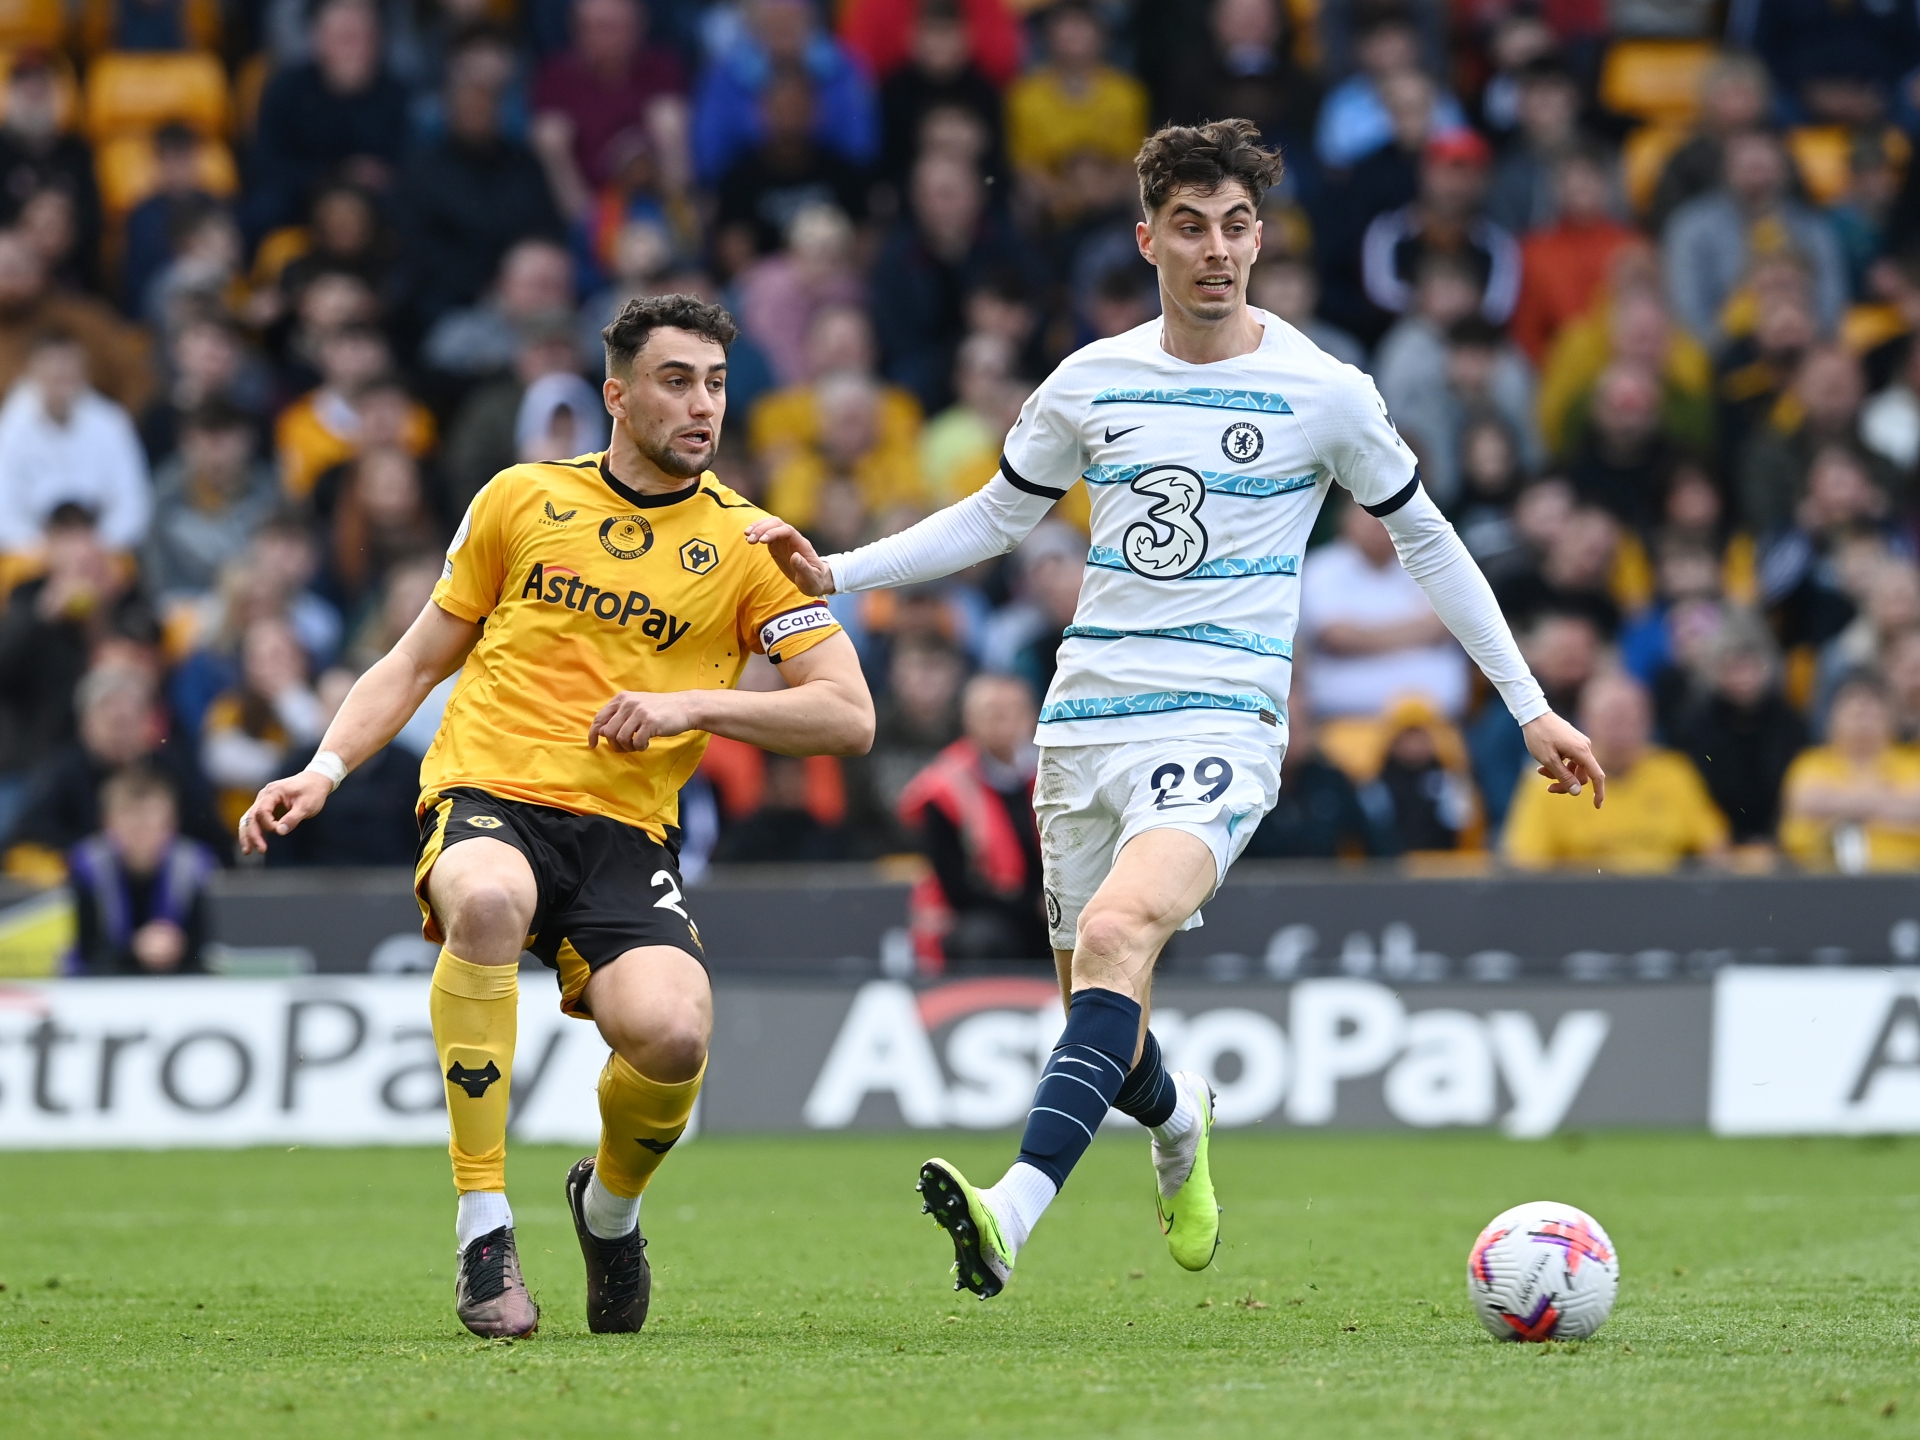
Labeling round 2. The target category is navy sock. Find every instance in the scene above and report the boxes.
[1111,1030,1177,1128]
[1016,988,1141,1190]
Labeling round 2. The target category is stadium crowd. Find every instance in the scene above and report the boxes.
[16,0,1920,971]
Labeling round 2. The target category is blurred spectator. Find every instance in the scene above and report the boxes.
[874,151,1034,413]
[1823,555,1920,682]
[1563,360,1686,532]
[847,634,966,844]
[122,124,213,317]
[1757,443,1898,649]
[1740,345,1897,537]
[1484,58,1582,237]
[1826,132,1899,299]
[1780,670,1920,870]
[1469,608,1601,831]
[530,0,688,201]
[715,70,871,267]
[1503,670,1728,870]
[1299,498,1468,719]
[979,521,1084,698]
[1647,54,1771,237]
[1314,68,1439,332]
[201,616,327,831]
[1618,536,1727,718]
[143,400,278,603]
[1313,6,1465,170]
[751,303,922,466]
[1163,0,1321,155]
[1733,0,1920,128]
[342,552,437,672]
[711,751,850,862]
[1714,285,1817,481]
[0,53,101,293]
[249,0,411,235]
[872,0,1012,192]
[1249,254,1366,369]
[1495,501,1624,637]
[1509,147,1639,365]
[263,665,421,866]
[1450,414,1530,578]
[1476,10,1556,139]
[422,238,575,379]
[0,231,152,412]
[326,447,444,609]
[897,671,1046,966]
[1860,331,1920,475]
[443,315,584,514]
[67,765,213,975]
[1360,696,1477,853]
[739,205,866,389]
[273,180,399,308]
[1884,627,1920,740]
[12,661,218,860]
[842,0,1021,90]
[1662,129,1847,347]
[275,325,434,501]
[516,369,608,463]
[692,0,878,187]
[1360,129,1521,338]
[141,199,247,338]
[1245,685,1383,859]
[1673,609,1808,846]
[1005,1,1147,217]
[0,333,150,552]
[764,372,924,528]
[0,506,156,831]
[400,33,566,331]
[920,332,1025,505]
[1377,313,1539,509]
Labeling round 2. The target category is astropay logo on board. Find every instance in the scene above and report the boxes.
[1712,966,1920,1134]
[801,979,1609,1137]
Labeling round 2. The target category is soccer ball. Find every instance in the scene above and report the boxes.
[1466,1200,1618,1342]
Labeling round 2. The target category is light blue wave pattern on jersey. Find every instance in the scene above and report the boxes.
[1090,386,1295,413]
[1062,623,1294,659]
[1086,546,1299,579]
[1081,464,1320,499]
[1038,690,1279,724]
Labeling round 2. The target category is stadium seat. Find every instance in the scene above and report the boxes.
[0,0,63,50]
[1622,122,1689,216]
[95,130,236,216]
[0,47,80,131]
[1787,125,1910,207]
[78,0,220,54]
[84,51,228,142]
[1598,40,1717,124]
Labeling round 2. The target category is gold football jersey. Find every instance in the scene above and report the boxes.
[421,454,842,839]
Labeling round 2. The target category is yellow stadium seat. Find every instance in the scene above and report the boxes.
[1598,39,1718,124]
[84,50,228,141]
[0,48,80,131]
[95,130,236,216]
[1622,122,1690,216]
[0,0,63,50]
[1788,126,1852,205]
[79,0,219,53]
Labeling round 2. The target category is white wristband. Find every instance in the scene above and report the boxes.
[305,750,347,791]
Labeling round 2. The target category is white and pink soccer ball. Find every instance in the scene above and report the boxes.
[1467,1200,1619,1341]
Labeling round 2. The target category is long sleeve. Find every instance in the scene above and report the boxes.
[1379,485,1548,725]
[826,471,1060,592]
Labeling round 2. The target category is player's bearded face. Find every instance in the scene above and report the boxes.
[1145,183,1261,323]
[615,338,728,479]
[633,409,718,479]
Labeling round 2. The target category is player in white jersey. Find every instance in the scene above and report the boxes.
[745,120,1605,1297]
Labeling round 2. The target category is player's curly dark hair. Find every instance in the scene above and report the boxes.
[1135,119,1285,216]
[601,293,739,375]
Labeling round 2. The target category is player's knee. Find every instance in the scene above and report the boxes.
[1074,908,1140,969]
[447,880,533,945]
[648,1017,709,1084]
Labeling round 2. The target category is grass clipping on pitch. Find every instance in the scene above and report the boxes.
[1,1132,1916,1438]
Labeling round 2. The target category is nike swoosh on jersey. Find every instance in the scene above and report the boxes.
[1104,424,1144,443]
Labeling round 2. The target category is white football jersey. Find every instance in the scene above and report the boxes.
[1002,308,1419,749]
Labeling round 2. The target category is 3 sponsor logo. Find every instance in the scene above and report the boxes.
[519,562,692,650]
[600,514,654,560]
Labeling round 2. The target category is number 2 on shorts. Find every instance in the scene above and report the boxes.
[650,868,688,918]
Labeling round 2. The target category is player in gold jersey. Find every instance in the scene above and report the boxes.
[238,296,874,1338]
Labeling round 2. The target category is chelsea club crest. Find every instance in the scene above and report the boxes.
[1221,420,1263,464]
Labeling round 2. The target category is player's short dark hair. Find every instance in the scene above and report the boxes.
[1135,119,1284,217]
[601,293,738,376]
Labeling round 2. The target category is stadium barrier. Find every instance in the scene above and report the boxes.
[2,966,1918,1145]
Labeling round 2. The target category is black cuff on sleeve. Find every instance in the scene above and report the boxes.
[1362,471,1421,518]
[999,455,1070,500]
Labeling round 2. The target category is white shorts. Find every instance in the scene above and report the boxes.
[1033,734,1283,952]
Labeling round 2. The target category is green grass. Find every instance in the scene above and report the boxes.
[3,1133,1919,1438]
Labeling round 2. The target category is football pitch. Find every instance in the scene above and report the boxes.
[3,1133,1918,1438]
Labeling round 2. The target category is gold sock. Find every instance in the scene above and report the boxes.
[594,1052,706,1199]
[430,950,518,1193]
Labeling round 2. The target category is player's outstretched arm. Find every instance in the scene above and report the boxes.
[587,631,875,757]
[237,601,482,853]
[744,471,1059,594]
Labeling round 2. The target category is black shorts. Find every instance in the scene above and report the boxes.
[415,786,704,1017]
